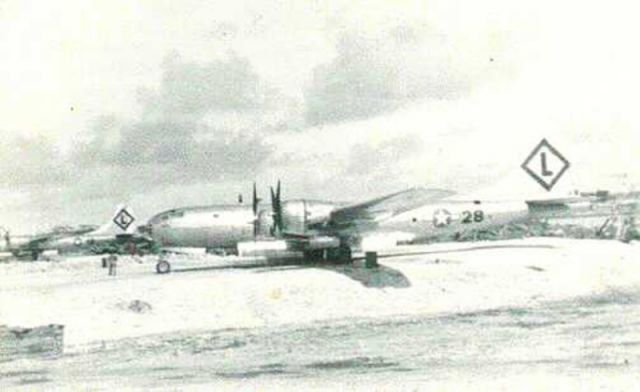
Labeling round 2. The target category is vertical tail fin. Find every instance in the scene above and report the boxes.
[0,227,9,250]
[93,204,138,236]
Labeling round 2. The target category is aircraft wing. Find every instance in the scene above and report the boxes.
[318,188,455,230]
[27,233,57,247]
[6,233,57,256]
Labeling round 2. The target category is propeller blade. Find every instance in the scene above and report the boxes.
[270,185,276,207]
[252,182,258,215]
[252,182,259,237]
[270,180,283,235]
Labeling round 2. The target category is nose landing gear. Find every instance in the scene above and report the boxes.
[156,259,171,274]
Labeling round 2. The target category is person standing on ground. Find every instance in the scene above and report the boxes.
[108,254,118,276]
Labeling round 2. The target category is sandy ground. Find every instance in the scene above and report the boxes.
[1,238,639,353]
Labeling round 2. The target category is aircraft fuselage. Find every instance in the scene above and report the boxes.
[147,200,341,249]
[378,200,530,241]
[145,199,532,251]
[148,205,260,249]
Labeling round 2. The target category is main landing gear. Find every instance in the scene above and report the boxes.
[303,244,353,264]
[156,259,171,274]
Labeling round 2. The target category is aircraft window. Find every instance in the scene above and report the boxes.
[474,200,481,205]
[412,217,417,222]
[213,214,219,218]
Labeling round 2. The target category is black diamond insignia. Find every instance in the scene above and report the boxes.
[521,138,570,191]
[113,208,135,231]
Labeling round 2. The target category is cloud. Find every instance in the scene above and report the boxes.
[337,134,426,195]
[0,50,278,234]
[0,136,73,187]
[345,134,423,176]
[305,28,456,125]
[73,54,275,188]
[0,20,512,193]
[304,25,509,126]
[139,53,269,117]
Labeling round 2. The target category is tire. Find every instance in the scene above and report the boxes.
[337,245,352,264]
[303,249,324,263]
[156,260,171,274]
[326,245,352,264]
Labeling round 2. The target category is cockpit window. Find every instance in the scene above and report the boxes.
[165,210,184,218]
[153,210,184,223]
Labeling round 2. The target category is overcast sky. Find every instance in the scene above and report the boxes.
[1,0,639,232]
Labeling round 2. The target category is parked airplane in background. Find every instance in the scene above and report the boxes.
[1,225,97,260]
[1,205,143,260]
[142,182,640,273]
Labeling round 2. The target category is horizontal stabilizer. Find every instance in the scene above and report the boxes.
[526,200,572,213]
[527,191,640,218]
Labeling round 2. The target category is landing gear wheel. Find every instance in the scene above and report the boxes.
[303,249,324,263]
[326,245,352,264]
[337,245,352,264]
[156,260,171,274]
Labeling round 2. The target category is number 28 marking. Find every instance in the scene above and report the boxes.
[461,210,484,224]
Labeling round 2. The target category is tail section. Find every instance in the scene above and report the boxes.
[0,227,9,251]
[93,205,138,236]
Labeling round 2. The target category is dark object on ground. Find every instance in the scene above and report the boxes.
[128,300,152,314]
[322,263,410,288]
[365,251,378,268]
[0,324,64,361]
[108,255,118,276]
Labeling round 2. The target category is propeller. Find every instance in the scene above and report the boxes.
[270,180,284,235]
[252,182,260,237]
[2,228,10,248]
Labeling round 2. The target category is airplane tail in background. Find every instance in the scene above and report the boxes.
[92,204,138,236]
[0,227,9,250]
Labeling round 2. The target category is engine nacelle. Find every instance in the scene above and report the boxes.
[237,240,299,259]
[237,236,341,259]
[280,200,337,235]
[305,236,340,250]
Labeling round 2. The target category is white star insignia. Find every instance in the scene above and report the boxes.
[433,209,452,228]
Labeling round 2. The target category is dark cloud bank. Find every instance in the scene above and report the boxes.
[305,27,471,125]
[74,53,273,189]
[2,26,496,198]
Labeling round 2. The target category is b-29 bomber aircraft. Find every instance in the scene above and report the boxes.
[141,182,639,273]
[1,205,145,260]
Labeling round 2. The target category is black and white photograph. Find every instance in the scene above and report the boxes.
[1,1,639,390]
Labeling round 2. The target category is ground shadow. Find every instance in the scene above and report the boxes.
[250,260,411,289]
[353,243,556,262]
[319,262,411,289]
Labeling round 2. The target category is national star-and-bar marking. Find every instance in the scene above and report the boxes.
[433,209,452,228]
